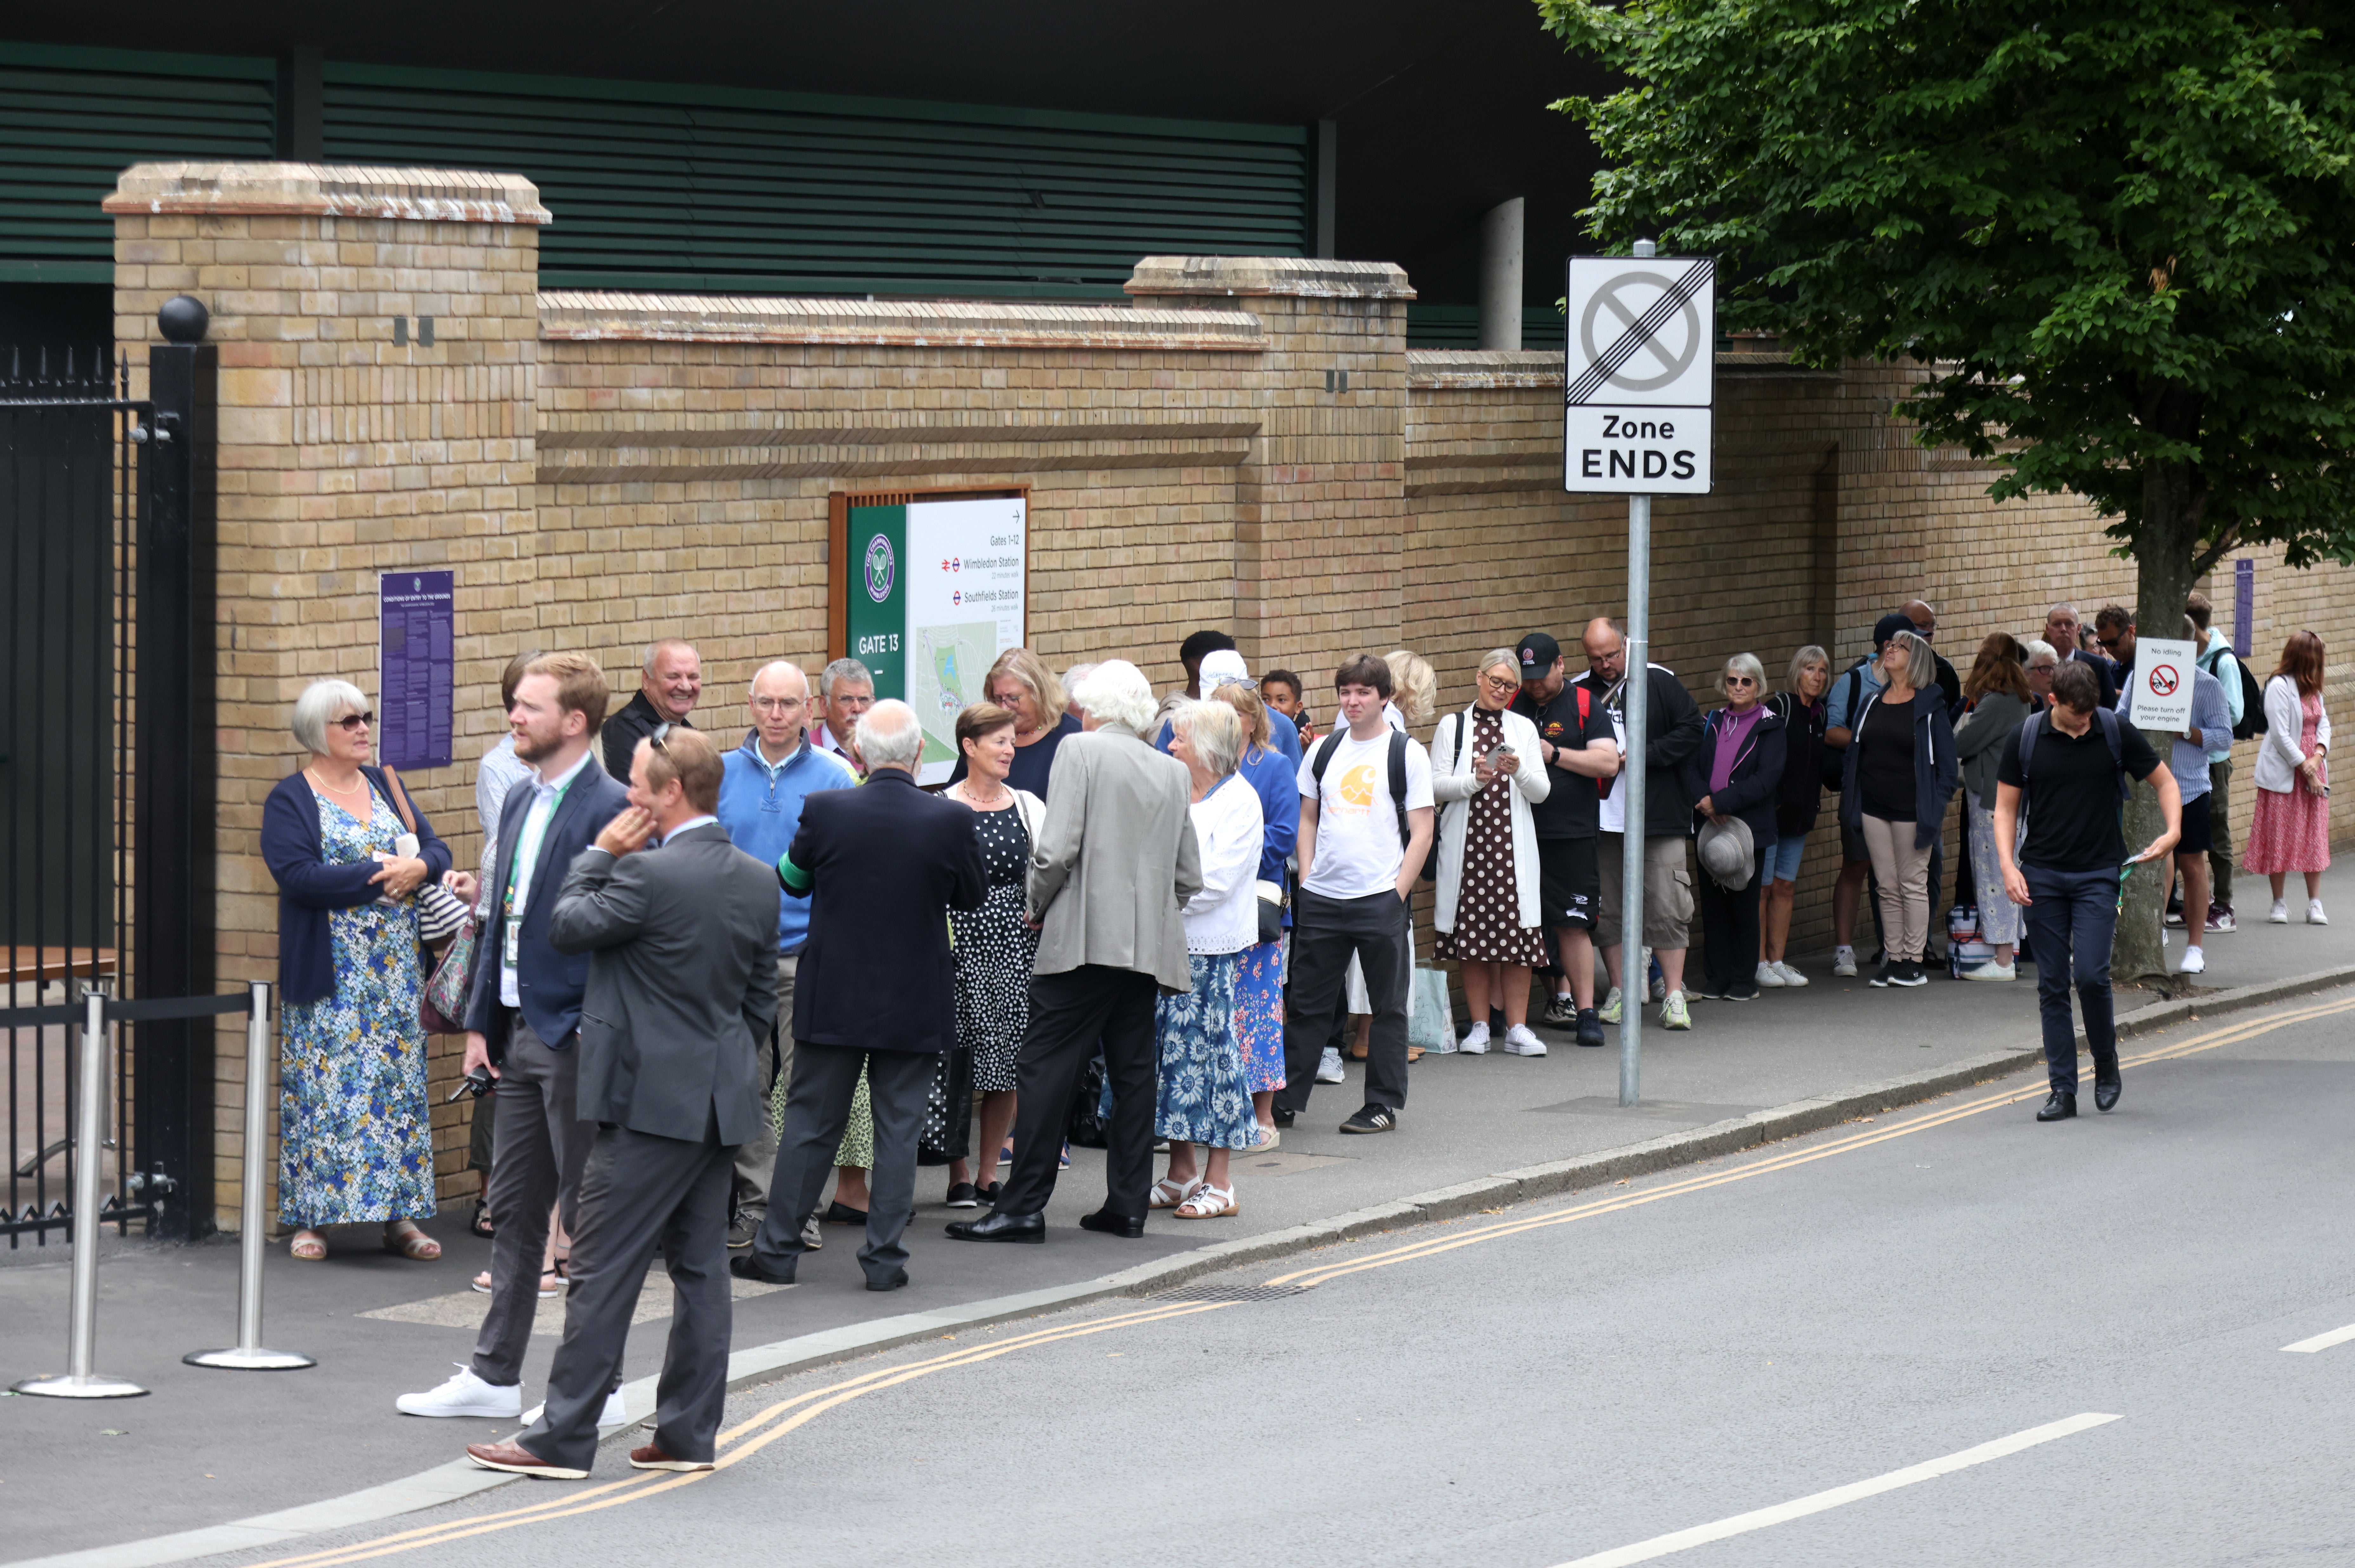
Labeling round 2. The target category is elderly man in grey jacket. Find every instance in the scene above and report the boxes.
[948,660,1201,1243]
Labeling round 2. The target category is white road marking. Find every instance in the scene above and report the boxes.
[2281,1322,2355,1354]
[1550,1412,2123,1568]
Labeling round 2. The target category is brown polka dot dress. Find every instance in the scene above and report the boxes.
[1435,707,1549,966]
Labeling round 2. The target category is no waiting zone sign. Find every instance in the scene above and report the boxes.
[1563,255,1715,495]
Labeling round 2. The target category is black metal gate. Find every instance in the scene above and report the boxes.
[2,319,216,1245]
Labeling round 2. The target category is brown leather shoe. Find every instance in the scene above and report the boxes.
[464,1441,587,1480]
[629,1441,714,1473]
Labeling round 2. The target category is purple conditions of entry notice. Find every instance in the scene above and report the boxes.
[379,571,454,769]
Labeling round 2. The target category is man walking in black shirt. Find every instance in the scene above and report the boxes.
[1994,661,2180,1122]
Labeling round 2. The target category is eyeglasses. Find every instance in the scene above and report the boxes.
[751,696,804,713]
[333,710,374,731]
[2027,663,2058,675]
[1479,674,1519,693]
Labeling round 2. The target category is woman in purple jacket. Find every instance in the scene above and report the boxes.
[1681,654,1788,1002]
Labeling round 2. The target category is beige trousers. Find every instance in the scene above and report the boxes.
[1859,814,1932,963]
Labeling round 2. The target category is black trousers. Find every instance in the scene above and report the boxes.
[469,1016,600,1389]
[750,1042,932,1283]
[998,965,1159,1223]
[1696,845,1772,993]
[1280,888,1412,1115]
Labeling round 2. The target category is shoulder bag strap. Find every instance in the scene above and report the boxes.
[378,765,421,839]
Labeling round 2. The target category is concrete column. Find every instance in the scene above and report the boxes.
[1478,196,1525,350]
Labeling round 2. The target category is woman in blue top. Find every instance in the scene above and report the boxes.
[1208,681,1298,1147]
[945,647,1080,799]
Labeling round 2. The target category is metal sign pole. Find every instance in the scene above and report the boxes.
[187,982,312,1370]
[14,993,147,1398]
[1621,493,1650,1107]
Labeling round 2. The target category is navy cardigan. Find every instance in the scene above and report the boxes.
[262,767,453,1005]
[1680,705,1788,848]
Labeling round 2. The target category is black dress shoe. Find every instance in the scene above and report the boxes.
[1270,1106,1297,1129]
[729,1253,796,1285]
[2036,1091,2077,1122]
[2093,1067,2122,1113]
[865,1269,909,1292]
[945,1210,1046,1244]
[1078,1208,1145,1239]
[823,1200,868,1225]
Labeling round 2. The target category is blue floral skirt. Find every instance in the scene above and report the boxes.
[1154,951,1255,1149]
[1234,939,1286,1094]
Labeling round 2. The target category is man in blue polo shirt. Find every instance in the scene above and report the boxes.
[717,660,857,1247]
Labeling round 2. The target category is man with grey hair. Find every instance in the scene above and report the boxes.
[732,700,986,1289]
[949,660,1202,1244]
[810,657,874,775]
[601,638,701,779]
[2043,603,2119,709]
[1060,662,1099,722]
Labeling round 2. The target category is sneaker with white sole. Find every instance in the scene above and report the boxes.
[1501,1024,1547,1056]
[1458,1022,1492,1055]
[1773,961,1810,987]
[1659,990,1691,1030]
[2309,900,2330,926]
[1597,986,1624,1025]
[1755,960,1786,989]
[1338,1102,1397,1134]
[2269,899,2290,924]
[1541,994,1579,1028]
[1962,961,2016,982]
[519,1389,629,1429]
[1832,946,1858,977]
[397,1365,522,1420]
[1316,1047,1347,1084]
[2178,945,2206,975]
[2206,904,2236,933]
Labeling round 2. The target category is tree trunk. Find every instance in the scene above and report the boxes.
[2117,436,2206,983]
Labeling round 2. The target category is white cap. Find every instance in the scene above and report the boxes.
[1198,648,1251,689]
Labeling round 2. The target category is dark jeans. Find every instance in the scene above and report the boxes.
[1696,843,1772,992]
[2023,864,2120,1094]
[1000,965,1160,1223]
[1280,888,1412,1114]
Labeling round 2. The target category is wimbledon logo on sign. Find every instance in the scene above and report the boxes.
[863,534,896,602]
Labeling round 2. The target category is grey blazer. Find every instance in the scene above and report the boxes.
[549,821,779,1146]
[1027,721,1203,993]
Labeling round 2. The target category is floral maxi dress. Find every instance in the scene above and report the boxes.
[277,787,436,1228]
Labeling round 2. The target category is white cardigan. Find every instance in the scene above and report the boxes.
[1430,705,1551,934]
[2253,675,2332,793]
[1179,775,1265,956]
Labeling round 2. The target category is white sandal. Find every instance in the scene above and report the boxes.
[1148,1176,1202,1210]
[1174,1183,1237,1220]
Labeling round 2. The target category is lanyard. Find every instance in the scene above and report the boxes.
[504,776,576,917]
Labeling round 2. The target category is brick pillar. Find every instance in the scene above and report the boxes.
[108,162,545,1230]
[1126,256,1415,688]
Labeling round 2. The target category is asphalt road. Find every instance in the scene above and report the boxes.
[183,986,2355,1568]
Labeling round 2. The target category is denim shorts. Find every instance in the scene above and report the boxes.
[1765,833,1809,885]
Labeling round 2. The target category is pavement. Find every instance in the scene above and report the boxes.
[6,864,2349,1566]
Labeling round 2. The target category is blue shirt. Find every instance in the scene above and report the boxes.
[1155,705,1301,765]
[2118,666,2231,801]
[1233,742,1301,887]
[2199,630,2243,762]
[717,730,858,953]
[1825,658,1886,735]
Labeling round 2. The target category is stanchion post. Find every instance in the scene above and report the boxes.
[13,993,147,1397]
[187,982,312,1370]
[1620,493,1651,1108]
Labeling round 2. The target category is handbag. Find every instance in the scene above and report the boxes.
[419,915,477,1036]
[1256,875,1286,945]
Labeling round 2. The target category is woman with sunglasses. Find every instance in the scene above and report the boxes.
[1681,653,1787,1001]
[260,681,453,1263]
[1429,649,1553,1055]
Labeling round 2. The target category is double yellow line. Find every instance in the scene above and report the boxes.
[1267,994,2355,1292]
[250,993,2351,1567]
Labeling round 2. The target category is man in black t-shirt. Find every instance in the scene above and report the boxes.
[1994,660,2180,1122]
[1510,633,1621,1047]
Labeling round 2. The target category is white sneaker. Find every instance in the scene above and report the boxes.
[1598,986,1624,1025]
[2178,946,2206,975]
[397,1365,522,1420]
[1773,961,1811,988]
[1315,1047,1346,1084]
[1501,1024,1547,1056]
[1832,946,1858,977]
[1962,962,2016,982]
[1754,960,1786,989]
[519,1389,629,1429]
[1457,1022,1491,1055]
[2309,900,2329,926]
[2269,899,2290,924]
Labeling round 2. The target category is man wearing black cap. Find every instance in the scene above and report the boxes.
[1511,633,1621,1047]
[1822,612,1919,975]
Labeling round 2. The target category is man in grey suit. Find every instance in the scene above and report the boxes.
[464,725,777,1480]
[949,660,1200,1244]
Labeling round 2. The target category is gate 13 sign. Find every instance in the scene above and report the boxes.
[841,494,1027,785]
[1562,254,1715,495]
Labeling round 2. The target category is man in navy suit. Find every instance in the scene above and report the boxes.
[733,701,986,1290]
[397,652,633,1422]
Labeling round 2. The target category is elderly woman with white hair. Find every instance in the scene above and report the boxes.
[1149,700,1265,1218]
[259,679,454,1262]
[1430,648,1552,1054]
[1679,653,1787,1001]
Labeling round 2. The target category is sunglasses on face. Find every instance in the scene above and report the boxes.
[2096,636,2122,650]
[1724,676,1757,688]
[333,710,374,731]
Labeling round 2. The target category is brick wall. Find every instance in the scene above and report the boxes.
[109,163,2355,1231]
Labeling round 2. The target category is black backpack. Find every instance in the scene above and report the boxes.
[1310,728,1427,880]
[2015,707,2132,807]
[2197,642,2268,740]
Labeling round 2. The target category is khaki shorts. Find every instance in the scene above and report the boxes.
[1596,832,1694,950]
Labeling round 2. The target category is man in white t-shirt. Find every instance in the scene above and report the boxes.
[1277,654,1435,1135]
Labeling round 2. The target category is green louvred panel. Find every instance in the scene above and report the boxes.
[0,42,278,283]
[321,62,1309,299]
